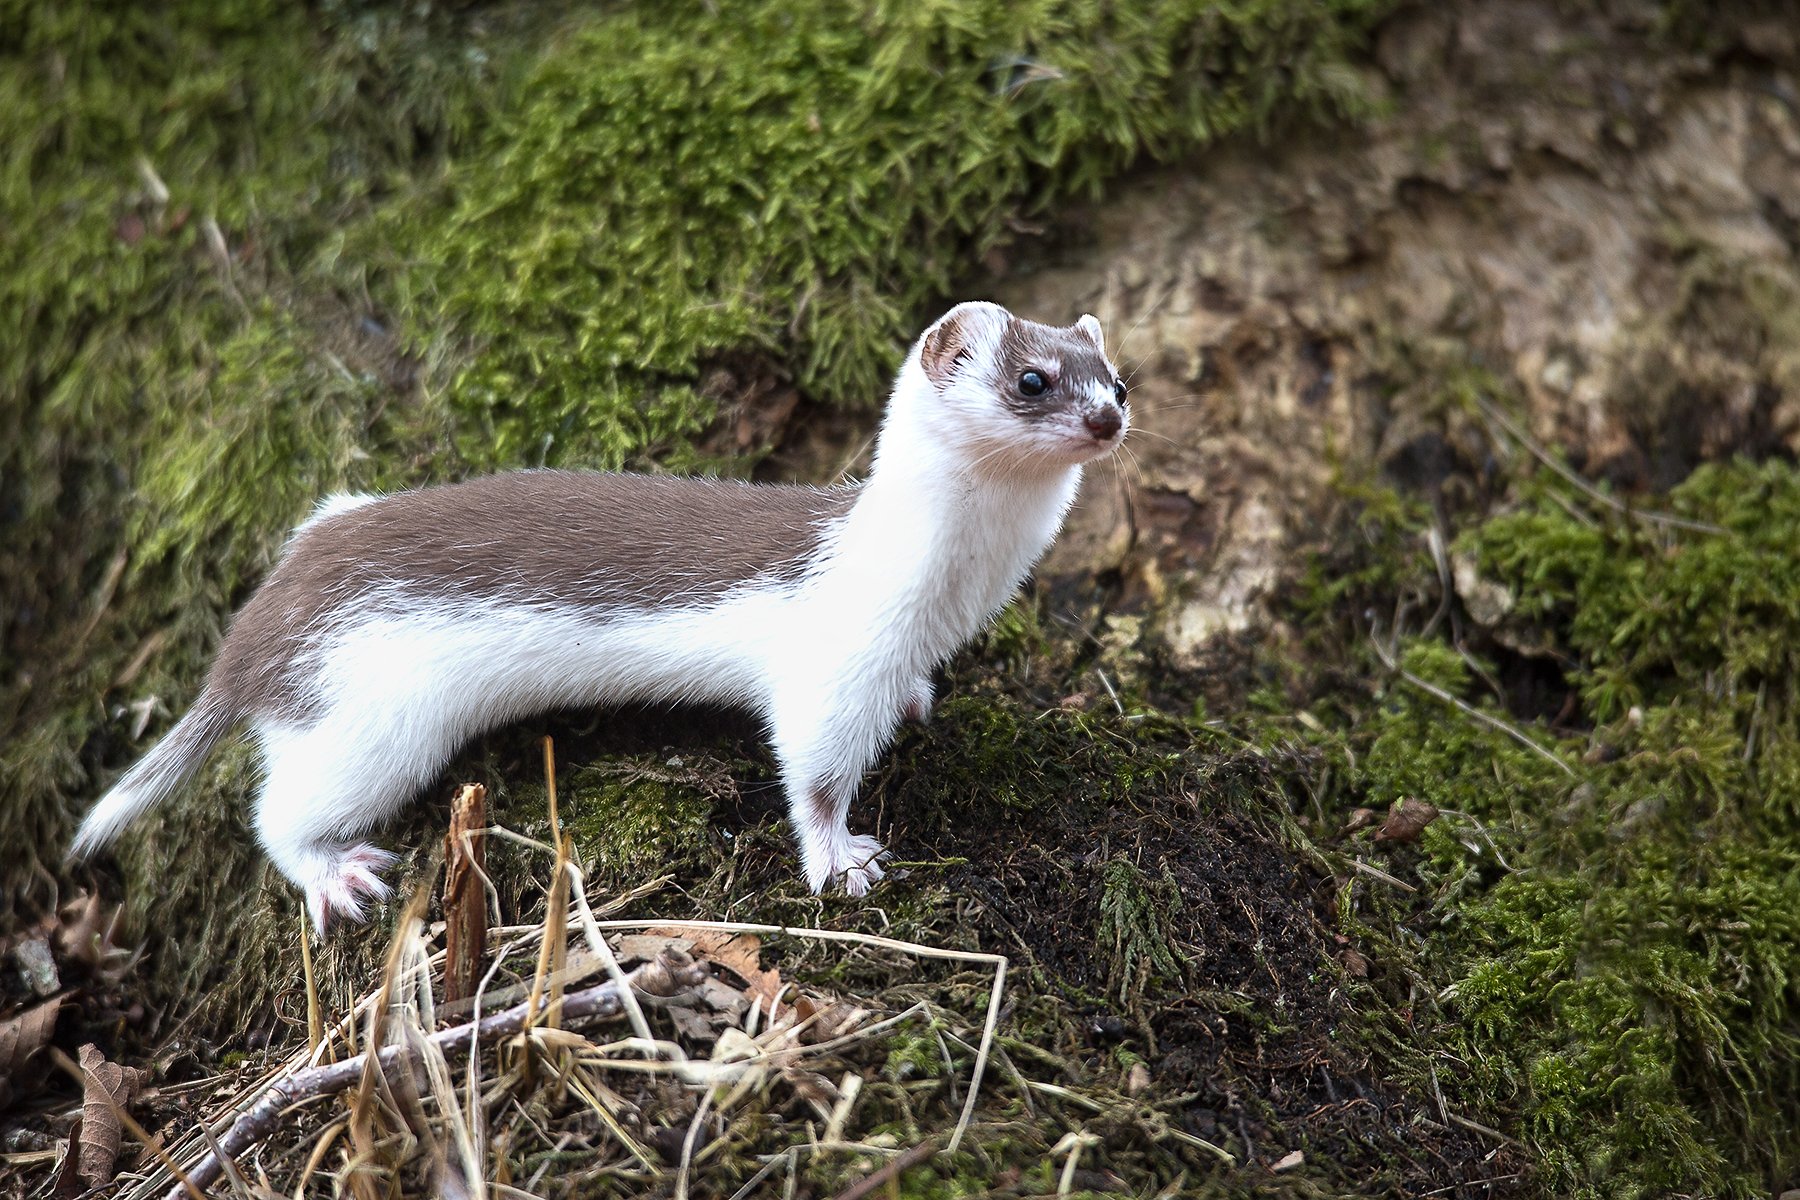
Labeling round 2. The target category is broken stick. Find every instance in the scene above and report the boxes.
[442,783,489,1006]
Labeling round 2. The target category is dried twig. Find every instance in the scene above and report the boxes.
[1370,636,1576,778]
[828,1136,941,1200]
[166,951,708,1200]
[1472,393,1724,535]
[1347,858,1418,894]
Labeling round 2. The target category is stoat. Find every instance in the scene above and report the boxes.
[71,301,1130,930]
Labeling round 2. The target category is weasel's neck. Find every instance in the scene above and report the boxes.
[830,394,1082,660]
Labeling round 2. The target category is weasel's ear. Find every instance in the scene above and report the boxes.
[920,301,1008,388]
[1075,314,1105,352]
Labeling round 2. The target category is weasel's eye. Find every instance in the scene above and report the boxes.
[1113,379,1128,405]
[1018,371,1048,396]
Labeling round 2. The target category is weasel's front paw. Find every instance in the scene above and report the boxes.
[305,843,397,934]
[832,834,888,897]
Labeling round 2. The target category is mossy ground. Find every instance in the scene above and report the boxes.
[64,609,1503,1198]
[1282,432,1800,1197]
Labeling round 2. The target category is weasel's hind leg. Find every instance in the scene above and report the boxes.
[252,726,415,931]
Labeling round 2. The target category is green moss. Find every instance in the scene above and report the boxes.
[882,1031,947,1082]
[1096,856,1186,1004]
[421,0,1394,468]
[1300,458,1800,1198]
[549,762,719,882]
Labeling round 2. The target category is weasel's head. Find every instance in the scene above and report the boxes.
[899,301,1129,473]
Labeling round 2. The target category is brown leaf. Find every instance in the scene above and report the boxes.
[645,927,784,1013]
[1341,948,1370,978]
[791,994,869,1044]
[48,1119,83,1200]
[76,1042,142,1188]
[1339,807,1379,836]
[1375,797,1440,844]
[635,947,703,998]
[0,996,62,1083]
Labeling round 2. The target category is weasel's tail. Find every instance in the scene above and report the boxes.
[68,692,238,859]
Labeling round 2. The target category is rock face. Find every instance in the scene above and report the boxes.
[1000,0,1800,657]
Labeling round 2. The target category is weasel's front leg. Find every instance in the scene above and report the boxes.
[771,692,903,895]
[793,774,888,896]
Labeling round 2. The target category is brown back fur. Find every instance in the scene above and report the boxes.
[210,472,857,716]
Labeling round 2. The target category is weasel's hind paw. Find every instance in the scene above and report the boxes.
[305,843,397,934]
[833,834,888,898]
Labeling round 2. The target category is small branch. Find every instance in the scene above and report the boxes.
[1347,858,1418,894]
[1472,394,1724,535]
[828,1137,941,1200]
[442,784,489,1006]
[168,951,707,1200]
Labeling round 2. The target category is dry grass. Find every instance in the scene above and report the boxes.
[112,751,1017,1199]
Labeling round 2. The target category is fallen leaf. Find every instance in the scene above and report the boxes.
[0,996,62,1084]
[1375,797,1439,844]
[645,927,783,1013]
[1341,948,1370,978]
[48,1121,83,1200]
[633,947,703,998]
[791,994,869,1044]
[1272,1149,1305,1172]
[1340,807,1379,837]
[76,1042,143,1188]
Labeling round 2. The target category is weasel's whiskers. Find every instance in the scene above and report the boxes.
[1120,426,1189,451]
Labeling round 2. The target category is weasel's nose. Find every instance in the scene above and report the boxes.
[1084,406,1122,440]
